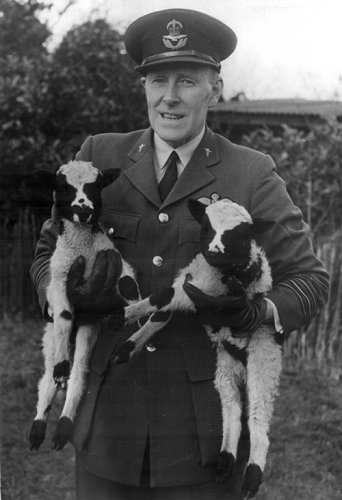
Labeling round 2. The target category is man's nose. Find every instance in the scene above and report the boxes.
[162,83,179,105]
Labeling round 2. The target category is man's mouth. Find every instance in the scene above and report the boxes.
[160,112,185,121]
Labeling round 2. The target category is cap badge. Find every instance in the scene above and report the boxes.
[162,19,188,50]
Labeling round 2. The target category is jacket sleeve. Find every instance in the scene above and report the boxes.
[30,136,93,316]
[249,154,330,335]
[30,218,59,318]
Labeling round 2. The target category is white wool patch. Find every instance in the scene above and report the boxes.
[58,161,99,186]
[58,161,100,210]
[206,199,252,254]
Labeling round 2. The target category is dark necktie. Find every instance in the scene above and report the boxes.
[158,151,179,202]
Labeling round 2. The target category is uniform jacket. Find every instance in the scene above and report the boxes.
[31,127,329,487]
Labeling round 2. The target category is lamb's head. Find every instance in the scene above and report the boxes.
[37,161,120,224]
[188,198,274,272]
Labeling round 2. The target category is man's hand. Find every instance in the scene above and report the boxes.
[67,250,123,325]
[183,278,267,336]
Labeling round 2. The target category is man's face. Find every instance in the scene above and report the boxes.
[142,64,222,148]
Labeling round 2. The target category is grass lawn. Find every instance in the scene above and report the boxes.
[1,317,341,500]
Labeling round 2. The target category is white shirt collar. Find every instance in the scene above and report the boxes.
[154,127,205,170]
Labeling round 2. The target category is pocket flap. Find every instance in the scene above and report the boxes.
[100,211,141,242]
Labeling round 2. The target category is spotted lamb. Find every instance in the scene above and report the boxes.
[29,160,140,451]
[114,198,282,498]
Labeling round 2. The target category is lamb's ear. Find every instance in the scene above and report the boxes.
[187,198,207,223]
[251,219,275,236]
[101,168,121,187]
[33,170,56,188]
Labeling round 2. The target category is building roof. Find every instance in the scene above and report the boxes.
[213,99,342,118]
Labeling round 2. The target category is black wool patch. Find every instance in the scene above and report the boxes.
[150,287,174,308]
[28,419,47,451]
[151,311,172,322]
[60,310,72,320]
[113,341,135,364]
[119,276,140,301]
[216,450,236,484]
[55,174,77,222]
[52,416,73,450]
[222,340,248,367]
[242,463,263,498]
[53,360,70,381]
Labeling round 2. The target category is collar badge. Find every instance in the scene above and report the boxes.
[204,148,212,157]
[138,144,145,153]
[162,19,188,50]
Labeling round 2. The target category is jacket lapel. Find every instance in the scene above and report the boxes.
[123,127,220,208]
[124,128,161,208]
[162,128,219,208]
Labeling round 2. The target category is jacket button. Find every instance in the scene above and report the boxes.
[152,256,163,267]
[158,213,169,223]
[108,227,114,235]
[146,343,157,352]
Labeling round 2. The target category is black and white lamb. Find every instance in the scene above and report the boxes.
[29,160,140,451]
[114,198,282,498]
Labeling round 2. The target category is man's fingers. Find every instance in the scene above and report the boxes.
[67,256,86,289]
[225,277,245,296]
[103,250,122,290]
[86,251,109,292]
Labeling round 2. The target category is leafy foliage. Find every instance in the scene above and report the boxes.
[44,18,148,157]
[240,123,342,238]
[0,0,50,59]
[0,2,147,223]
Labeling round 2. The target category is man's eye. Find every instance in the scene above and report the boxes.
[180,78,194,86]
[151,78,165,86]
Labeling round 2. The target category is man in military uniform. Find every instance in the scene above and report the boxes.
[31,8,329,500]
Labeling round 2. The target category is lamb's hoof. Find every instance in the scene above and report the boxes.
[104,310,125,331]
[242,464,263,498]
[53,360,70,386]
[28,419,47,451]
[51,416,73,450]
[112,341,136,364]
[216,451,235,484]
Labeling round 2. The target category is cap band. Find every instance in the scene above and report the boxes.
[139,50,221,69]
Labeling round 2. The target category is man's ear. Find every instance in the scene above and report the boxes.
[187,198,207,223]
[33,170,56,189]
[140,77,146,89]
[101,168,121,188]
[208,76,223,109]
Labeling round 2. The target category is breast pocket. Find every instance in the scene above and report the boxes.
[178,218,200,246]
[100,210,141,242]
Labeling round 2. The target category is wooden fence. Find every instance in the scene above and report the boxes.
[1,209,341,376]
[283,231,342,379]
[0,207,44,315]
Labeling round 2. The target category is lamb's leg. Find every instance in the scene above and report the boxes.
[118,283,195,362]
[52,323,100,450]
[124,287,175,325]
[242,330,282,498]
[29,324,58,450]
[214,346,245,484]
[48,285,74,386]
[113,310,172,363]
